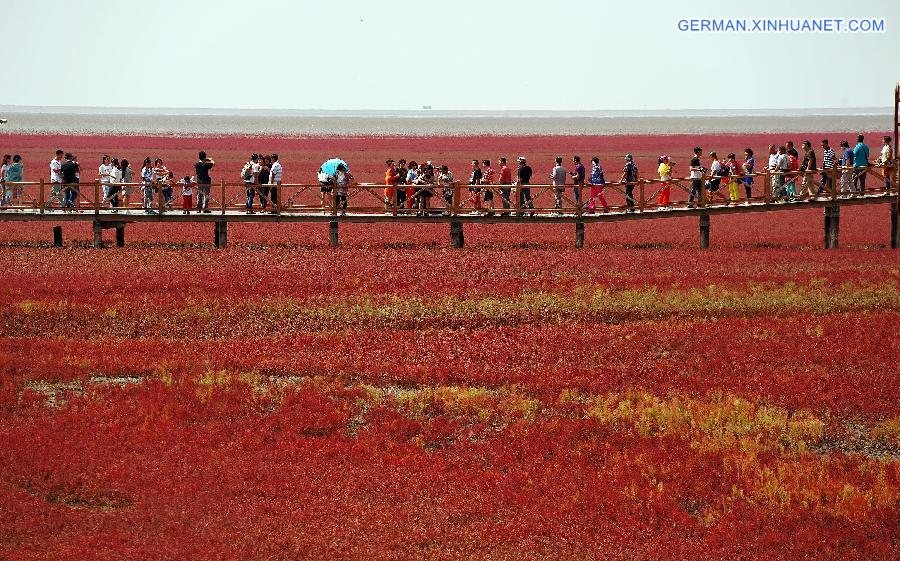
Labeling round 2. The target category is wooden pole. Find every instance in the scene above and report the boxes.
[52,225,62,247]
[329,220,339,247]
[764,168,771,204]
[891,201,899,249]
[115,225,125,247]
[824,204,840,249]
[39,178,45,214]
[639,181,645,212]
[513,183,522,216]
[699,212,710,249]
[450,220,464,249]
[452,185,460,217]
[92,219,102,248]
[221,180,226,214]
[94,181,100,215]
[575,221,585,248]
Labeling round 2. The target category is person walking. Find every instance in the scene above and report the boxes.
[481,159,495,216]
[60,153,79,210]
[516,157,534,216]
[657,155,673,209]
[180,176,193,214]
[879,135,893,193]
[852,134,870,195]
[0,155,10,208]
[4,155,23,208]
[257,155,271,211]
[742,148,755,202]
[194,151,214,213]
[384,159,399,212]
[269,153,282,213]
[724,153,742,205]
[120,158,134,209]
[800,140,817,199]
[621,153,639,212]
[47,149,64,209]
[334,163,350,215]
[498,157,512,215]
[587,156,609,213]
[242,153,259,214]
[688,147,703,208]
[838,140,854,196]
[468,159,483,214]
[97,154,113,206]
[141,157,156,213]
[819,140,836,196]
[438,165,455,216]
[103,157,123,210]
[569,155,585,209]
[154,158,173,209]
[550,156,566,215]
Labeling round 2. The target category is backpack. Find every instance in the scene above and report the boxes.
[241,162,253,181]
[716,164,729,177]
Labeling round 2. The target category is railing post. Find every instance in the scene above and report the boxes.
[452,184,460,216]
[158,182,164,215]
[764,168,771,204]
[392,185,398,217]
[891,201,898,249]
[639,180,645,212]
[94,181,100,215]
[39,178,45,214]
[831,166,839,201]
[221,180,226,214]
[513,183,522,216]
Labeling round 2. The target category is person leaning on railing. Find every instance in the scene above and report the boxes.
[269,153,282,213]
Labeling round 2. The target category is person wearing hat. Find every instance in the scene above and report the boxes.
[620,153,639,212]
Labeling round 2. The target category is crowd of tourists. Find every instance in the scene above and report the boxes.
[0,135,893,214]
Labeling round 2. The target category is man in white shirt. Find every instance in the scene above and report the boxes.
[98,155,114,206]
[268,153,282,213]
[243,153,260,213]
[880,135,893,193]
[47,149,64,208]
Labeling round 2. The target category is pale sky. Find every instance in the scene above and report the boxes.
[6,0,898,111]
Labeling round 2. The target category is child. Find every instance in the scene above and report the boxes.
[181,176,193,214]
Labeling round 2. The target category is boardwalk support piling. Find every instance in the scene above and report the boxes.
[824,204,840,249]
[575,221,585,248]
[450,220,464,249]
[52,226,62,247]
[892,202,899,248]
[214,220,228,249]
[699,212,710,249]
[115,225,125,247]
[92,219,103,248]
[329,220,339,247]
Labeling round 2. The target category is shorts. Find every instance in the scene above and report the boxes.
[320,183,333,193]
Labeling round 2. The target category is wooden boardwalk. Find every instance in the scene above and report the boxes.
[0,175,897,249]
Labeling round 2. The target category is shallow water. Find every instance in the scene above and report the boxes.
[0,107,891,136]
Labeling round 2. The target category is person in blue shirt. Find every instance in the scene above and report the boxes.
[852,134,870,195]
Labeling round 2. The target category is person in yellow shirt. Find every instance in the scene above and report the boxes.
[656,155,673,209]
[724,153,742,205]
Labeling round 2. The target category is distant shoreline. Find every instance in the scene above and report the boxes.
[0,106,892,137]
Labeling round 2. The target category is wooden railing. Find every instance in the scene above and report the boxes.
[0,163,896,217]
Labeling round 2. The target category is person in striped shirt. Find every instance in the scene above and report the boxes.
[819,139,836,196]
